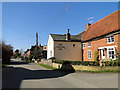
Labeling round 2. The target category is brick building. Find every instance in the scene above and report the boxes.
[82,10,120,61]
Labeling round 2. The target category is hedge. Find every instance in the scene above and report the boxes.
[101,61,120,66]
[52,59,100,66]
[52,59,120,66]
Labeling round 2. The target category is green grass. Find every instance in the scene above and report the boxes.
[2,64,7,67]
[76,70,120,73]
[39,63,57,70]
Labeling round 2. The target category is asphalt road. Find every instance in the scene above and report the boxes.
[2,59,118,88]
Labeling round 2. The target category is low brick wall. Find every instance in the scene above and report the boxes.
[40,59,52,66]
[39,60,119,71]
[52,63,62,69]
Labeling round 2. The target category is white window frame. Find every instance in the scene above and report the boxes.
[107,35,114,44]
[88,42,91,47]
[82,43,85,49]
[88,50,92,59]
[107,47,116,60]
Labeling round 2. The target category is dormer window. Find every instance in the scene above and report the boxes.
[107,36,114,44]
[88,42,91,47]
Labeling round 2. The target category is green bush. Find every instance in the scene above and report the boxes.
[29,55,33,62]
[94,51,99,62]
[101,60,119,66]
[2,42,13,64]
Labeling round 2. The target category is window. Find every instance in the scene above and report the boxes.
[73,44,76,47]
[50,50,52,56]
[107,48,115,59]
[107,36,114,44]
[88,42,91,47]
[59,44,62,45]
[82,43,85,49]
[103,49,105,56]
[88,50,92,59]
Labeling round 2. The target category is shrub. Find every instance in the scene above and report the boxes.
[94,51,99,62]
[1,42,13,64]
[101,60,119,66]
[49,57,55,60]
[29,55,33,62]
[116,51,120,61]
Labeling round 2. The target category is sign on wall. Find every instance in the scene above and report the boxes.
[56,44,65,50]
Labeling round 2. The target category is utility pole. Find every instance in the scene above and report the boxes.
[35,32,38,58]
[36,32,38,47]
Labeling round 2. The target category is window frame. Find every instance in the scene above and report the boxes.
[107,47,116,60]
[88,42,91,47]
[107,35,114,44]
[88,50,92,59]
[82,43,85,49]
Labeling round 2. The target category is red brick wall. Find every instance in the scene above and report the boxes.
[83,34,119,61]
[118,33,120,52]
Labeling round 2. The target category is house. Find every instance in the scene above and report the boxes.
[24,45,47,59]
[42,46,47,58]
[47,29,84,61]
[82,10,120,61]
[24,49,30,58]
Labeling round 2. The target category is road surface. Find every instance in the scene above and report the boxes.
[2,59,118,88]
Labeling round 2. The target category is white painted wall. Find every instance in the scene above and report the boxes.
[47,35,54,59]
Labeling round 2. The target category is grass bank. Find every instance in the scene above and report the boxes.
[39,63,57,70]
[2,64,8,67]
[76,70,120,73]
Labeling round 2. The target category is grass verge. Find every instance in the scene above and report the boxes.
[2,64,7,67]
[76,70,120,73]
[39,63,57,70]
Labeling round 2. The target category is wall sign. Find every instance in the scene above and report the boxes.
[56,44,65,50]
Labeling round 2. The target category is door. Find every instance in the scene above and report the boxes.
[101,49,105,60]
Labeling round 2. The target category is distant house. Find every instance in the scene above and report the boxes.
[24,49,30,58]
[47,29,84,61]
[82,10,120,61]
[42,46,47,58]
[24,45,47,59]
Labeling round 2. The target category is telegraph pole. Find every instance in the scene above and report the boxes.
[36,32,38,47]
[35,32,38,58]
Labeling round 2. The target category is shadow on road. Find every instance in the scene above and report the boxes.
[10,61,29,65]
[2,61,71,89]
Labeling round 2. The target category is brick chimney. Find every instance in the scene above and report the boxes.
[85,23,91,31]
[66,29,70,41]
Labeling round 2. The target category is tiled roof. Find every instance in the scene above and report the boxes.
[50,31,84,41]
[82,9,120,41]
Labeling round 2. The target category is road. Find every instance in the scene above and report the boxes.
[2,59,118,88]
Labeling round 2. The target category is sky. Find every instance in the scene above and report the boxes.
[2,2,118,51]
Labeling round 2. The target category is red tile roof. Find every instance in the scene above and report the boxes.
[82,9,120,41]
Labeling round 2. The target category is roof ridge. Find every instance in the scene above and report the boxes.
[50,34,65,35]
[89,9,120,28]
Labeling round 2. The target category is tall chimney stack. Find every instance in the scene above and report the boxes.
[85,23,91,31]
[66,29,70,41]
[36,32,38,47]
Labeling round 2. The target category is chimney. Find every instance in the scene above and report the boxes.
[66,29,70,41]
[85,23,91,31]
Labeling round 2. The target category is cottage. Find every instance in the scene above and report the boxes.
[47,29,84,61]
[82,10,120,61]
